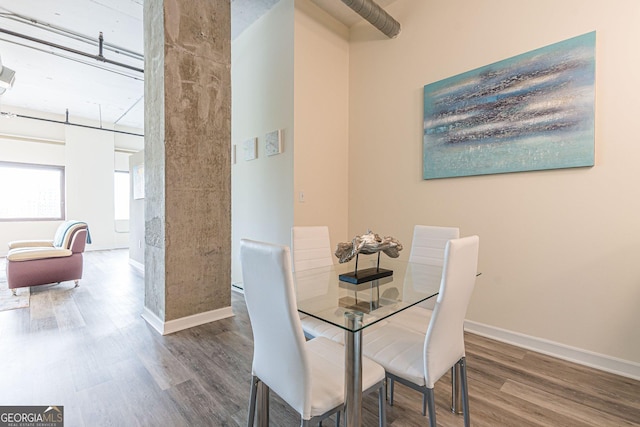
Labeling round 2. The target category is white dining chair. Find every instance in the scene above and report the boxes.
[240,239,387,427]
[388,225,460,334]
[363,235,479,427]
[291,226,347,341]
[291,226,334,272]
[409,225,460,265]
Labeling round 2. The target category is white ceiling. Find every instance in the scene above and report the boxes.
[0,0,397,132]
[0,0,144,129]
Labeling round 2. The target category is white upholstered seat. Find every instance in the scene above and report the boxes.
[363,323,427,386]
[240,239,386,426]
[386,305,433,336]
[297,315,346,343]
[363,236,479,427]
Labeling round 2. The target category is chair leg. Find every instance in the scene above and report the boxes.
[426,388,436,427]
[460,357,471,427]
[74,280,80,288]
[247,376,259,427]
[11,289,17,296]
[389,377,395,406]
[384,377,388,401]
[422,391,427,416]
[378,384,386,427]
[257,381,270,427]
[335,410,340,427]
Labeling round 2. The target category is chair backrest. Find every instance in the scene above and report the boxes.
[291,226,333,272]
[409,225,460,265]
[423,235,479,388]
[53,221,90,250]
[406,226,460,307]
[240,239,310,416]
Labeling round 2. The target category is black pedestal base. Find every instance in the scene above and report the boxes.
[339,267,393,284]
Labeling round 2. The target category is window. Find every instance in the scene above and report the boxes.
[0,161,65,221]
[114,171,130,220]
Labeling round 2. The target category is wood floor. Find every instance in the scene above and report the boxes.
[0,249,638,426]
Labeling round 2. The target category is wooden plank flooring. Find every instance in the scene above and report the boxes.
[0,249,638,426]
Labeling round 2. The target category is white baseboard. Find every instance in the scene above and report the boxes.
[464,320,640,381]
[141,308,165,334]
[129,259,144,275]
[142,305,234,335]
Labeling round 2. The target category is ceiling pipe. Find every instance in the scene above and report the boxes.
[340,0,400,38]
[0,36,143,81]
[0,111,144,137]
[0,27,143,73]
[0,9,143,61]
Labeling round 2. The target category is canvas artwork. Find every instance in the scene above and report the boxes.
[265,129,283,156]
[423,32,596,179]
[243,137,257,161]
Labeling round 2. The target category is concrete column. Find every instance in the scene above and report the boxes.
[143,0,231,327]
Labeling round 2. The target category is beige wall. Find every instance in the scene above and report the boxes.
[293,0,350,249]
[231,0,295,285]
[348,0,640,363]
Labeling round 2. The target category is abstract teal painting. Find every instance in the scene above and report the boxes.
[423,32,595,179]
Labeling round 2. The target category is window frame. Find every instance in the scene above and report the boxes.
[0,160,66,222]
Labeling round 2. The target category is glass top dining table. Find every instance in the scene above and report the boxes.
[294,256,443,332]
[292,256,444,427]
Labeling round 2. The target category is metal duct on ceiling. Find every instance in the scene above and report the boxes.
[340,0,400,38]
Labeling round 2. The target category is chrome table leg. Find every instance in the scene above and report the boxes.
[344,312,363,427]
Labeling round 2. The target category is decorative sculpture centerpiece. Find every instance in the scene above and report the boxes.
[335,230,403,284]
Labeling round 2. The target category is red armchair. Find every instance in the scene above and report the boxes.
[6,221,91,295]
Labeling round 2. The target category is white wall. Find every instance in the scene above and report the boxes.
[293,0,350,250]
[0,107,143,256]
[128,150,145,267]
[348,0,640,364]
[231,0,295,285]
[65,125,120,250]
[230,0,352,285]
